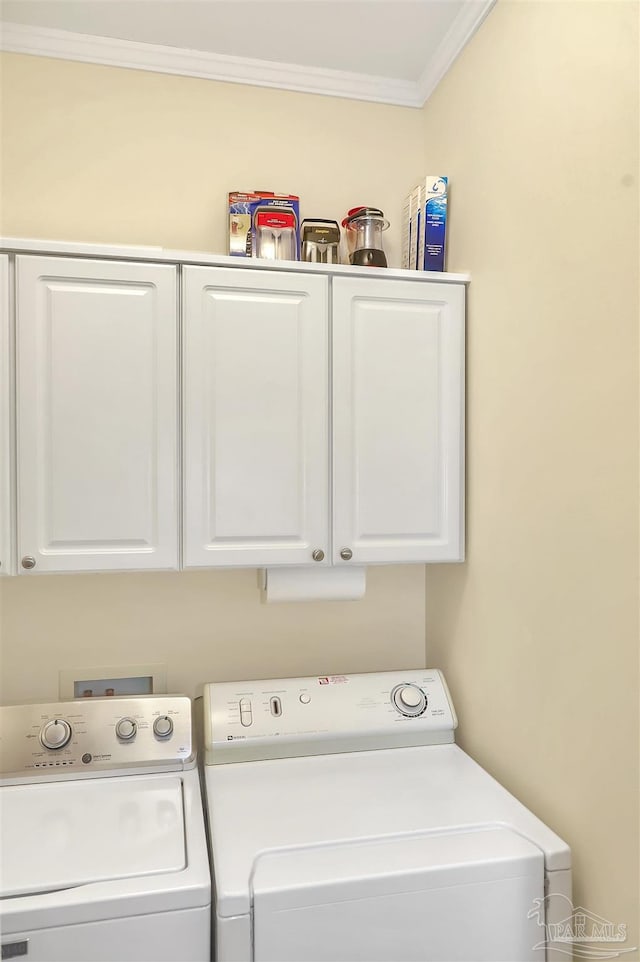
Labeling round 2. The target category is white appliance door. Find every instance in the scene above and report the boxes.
[252,828,544,962]
[0,776,185,897]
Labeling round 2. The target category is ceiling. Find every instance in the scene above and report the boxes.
[0,0,496,107]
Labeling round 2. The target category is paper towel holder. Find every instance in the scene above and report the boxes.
[259,566,367,603]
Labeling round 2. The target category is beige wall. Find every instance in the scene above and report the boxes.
[0,567,426,703]
[0,53,423,265]
[0,54,428,700]
[422,0,639,952]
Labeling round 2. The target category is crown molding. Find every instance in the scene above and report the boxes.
[0,21,422,107]
[417,0,497,104]
[1,3,495,109]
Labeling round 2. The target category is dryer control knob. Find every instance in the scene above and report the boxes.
[391,684,427,717]
[153,716,173,738]
[40,718,72,750]
[115,717,137,740]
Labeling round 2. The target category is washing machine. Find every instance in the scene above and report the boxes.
[0,694,211,962]
[201,670,572,962]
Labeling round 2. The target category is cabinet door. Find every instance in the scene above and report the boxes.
[332,277,465,564]
[183,266,328,567]
[16,256,178,573]
[0,254,14,575]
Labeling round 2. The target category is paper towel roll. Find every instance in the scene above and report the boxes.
[262,566,366,603]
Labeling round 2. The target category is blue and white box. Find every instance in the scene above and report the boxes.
[418,176,448,272]
[404,176,448,272]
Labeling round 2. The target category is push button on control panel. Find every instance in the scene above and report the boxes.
[239,698,253,727]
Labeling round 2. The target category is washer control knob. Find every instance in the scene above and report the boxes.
[40,718,72,750]
[153,715,173,738]
[391,684,427,717]
[115,717,137,740]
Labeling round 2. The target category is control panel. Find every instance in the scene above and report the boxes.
[203,669,457,764]
[0,695,194,783]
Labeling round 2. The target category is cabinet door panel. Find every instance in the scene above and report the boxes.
[0,255,14,575]
[183,267,328,567]
[332,277,464,564]
[16,257,178,573]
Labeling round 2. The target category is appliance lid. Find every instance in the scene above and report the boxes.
[0,775,186,898]
[205,743,571,917]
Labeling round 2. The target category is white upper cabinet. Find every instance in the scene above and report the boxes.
[332,277,465,564]
[183,266,329,568]
[182,265,465,569]
[16,256,179,573]
[0,255,14,575]
[4,238,466,575]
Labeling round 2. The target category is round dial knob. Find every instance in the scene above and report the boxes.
[40,718,72,750]
[153,715,173,738]
[115,717,137,740]
[391,684,427,717]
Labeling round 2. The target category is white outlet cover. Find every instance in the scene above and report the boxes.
[59,663,167,700]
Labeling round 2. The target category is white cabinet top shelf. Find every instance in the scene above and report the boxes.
[0,237,470,285]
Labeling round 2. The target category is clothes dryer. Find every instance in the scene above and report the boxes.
[201,670,571,962]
